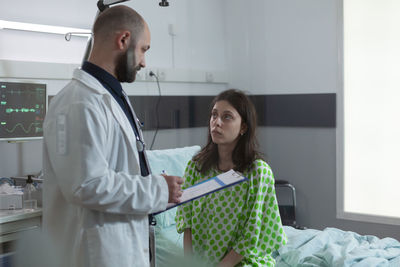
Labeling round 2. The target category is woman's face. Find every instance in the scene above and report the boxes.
[210,100,245,147]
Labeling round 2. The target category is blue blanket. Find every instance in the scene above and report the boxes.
[276,226,400,267]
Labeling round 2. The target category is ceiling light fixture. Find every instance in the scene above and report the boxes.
[0,20,91,37]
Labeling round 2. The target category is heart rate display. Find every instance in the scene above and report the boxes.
[0,82,46,141]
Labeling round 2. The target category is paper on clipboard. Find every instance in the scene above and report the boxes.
[154,169,248,214]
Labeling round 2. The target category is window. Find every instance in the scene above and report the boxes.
[338,0,400,225]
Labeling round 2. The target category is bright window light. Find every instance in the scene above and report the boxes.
[0,20,91,37]
[340,0,400,224]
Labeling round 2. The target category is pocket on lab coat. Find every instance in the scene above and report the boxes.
[85,224,134,267]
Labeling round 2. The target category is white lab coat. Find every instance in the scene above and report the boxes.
[42,68,168,267]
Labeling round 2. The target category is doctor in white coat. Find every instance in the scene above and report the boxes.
[42,6,183,267]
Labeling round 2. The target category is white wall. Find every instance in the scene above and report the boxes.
[0,0,227,70]
[225,0,338,94]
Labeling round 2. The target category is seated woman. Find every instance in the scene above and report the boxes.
[176,89,287,267]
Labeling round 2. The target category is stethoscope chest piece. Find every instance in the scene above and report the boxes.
[136,139,145,152]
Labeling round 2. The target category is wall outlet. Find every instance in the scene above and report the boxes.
[146,69,156,81]
[157,69,166,81]
[205,72,214,82]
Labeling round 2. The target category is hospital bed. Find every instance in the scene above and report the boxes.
[154,222,400,266]
[147,146,400,266]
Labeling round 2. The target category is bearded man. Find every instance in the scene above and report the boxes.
[42,6,183,267]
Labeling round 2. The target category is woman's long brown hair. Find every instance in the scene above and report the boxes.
[193,89,263,174]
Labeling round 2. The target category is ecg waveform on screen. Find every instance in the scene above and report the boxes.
[4,122,42,134]
[2,89,45,95]
[5,108,38,114]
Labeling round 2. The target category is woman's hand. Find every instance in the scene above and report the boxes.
[217,249,243,267]
[183,228,193,256]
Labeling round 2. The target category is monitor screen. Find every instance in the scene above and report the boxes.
[0,81,47,141]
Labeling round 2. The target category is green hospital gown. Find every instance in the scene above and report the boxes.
[176,159,287,266]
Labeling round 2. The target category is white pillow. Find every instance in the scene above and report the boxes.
[147,145,201,228]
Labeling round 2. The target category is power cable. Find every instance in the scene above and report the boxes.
[149,71,161,150]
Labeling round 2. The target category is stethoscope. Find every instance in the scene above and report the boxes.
[121,89,146,153]
[135,117,145,153]
[136,138,145,153]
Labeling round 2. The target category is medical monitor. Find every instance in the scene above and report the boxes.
[0,81,47,141]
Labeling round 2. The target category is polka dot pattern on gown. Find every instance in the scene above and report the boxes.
[176,159,287,266]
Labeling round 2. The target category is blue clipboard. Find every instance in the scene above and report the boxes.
[153,169,248,215]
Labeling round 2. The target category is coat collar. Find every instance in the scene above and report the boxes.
[72,68,108,95]
[72,68,139,155]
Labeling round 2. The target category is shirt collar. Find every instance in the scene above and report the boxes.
[81,61,123,97]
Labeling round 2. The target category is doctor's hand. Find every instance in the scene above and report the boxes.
[163,175,183,203]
